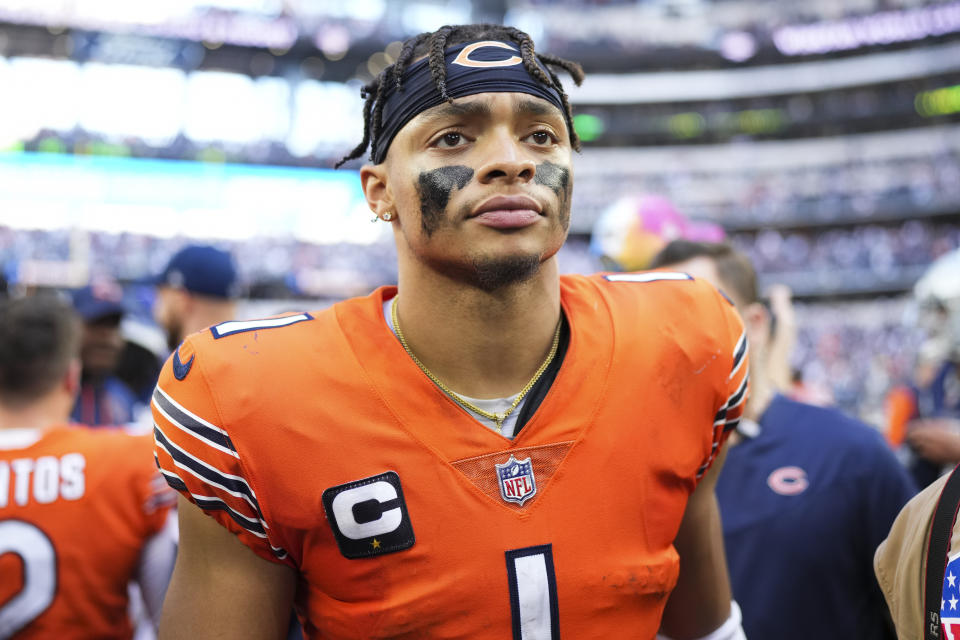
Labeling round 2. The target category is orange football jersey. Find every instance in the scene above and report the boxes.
[0,425,174,638]
[153,272,748,639]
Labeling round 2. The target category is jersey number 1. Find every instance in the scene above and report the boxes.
[506,544,560,640]
[0,521,57,637]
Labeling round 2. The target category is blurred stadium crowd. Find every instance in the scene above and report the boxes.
[2,220,955,426]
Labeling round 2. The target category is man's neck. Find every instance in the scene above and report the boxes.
[0,396,69,432]
[743,368,775,424]
[184,299,236,337]
[394,258,562,399]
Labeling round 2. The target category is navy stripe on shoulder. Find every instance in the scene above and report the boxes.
[192,495,266,535]
[153,387,236,455]
[158,468,266,536]
[731,332,748,373]
[155,440,289,560]
[160,466,189,493]
[726,373,749,410]
[714,407,727,424]
[153,426,263,516]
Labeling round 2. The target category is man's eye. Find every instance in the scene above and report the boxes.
[435,132,464,148]
[528,131,553,145]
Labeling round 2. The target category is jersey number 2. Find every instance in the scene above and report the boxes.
[0,521,56,637]
[506,544,560,640]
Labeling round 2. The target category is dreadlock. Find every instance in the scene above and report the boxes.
[335,24,585,168]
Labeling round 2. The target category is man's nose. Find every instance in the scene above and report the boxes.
[476,131,536,185]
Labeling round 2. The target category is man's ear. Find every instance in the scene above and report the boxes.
[743,302,771,351]
[360,163,395,219]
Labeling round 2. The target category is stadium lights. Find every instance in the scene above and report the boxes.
[916,84,960,118]
[0,0,298,49]
[572,114,604,143]
[772,1,960,56]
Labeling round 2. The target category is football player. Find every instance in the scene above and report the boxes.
[0,295,176,638]
[154,24,749,640]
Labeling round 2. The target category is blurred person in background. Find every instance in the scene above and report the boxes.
[115,318,168,411]
[875,459,960,640]
[70,280,141,426]
[154,24,750,640]
[152,245,239,353]
[0,294,176,638]
[764,283,797,393]
[649,240,915,640]
[885,247,960,489]
[589,193,726,273]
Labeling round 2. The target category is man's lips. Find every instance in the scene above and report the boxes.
[472,209,541,228]
[470,195,542,218]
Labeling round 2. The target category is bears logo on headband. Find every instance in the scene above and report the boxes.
[453,41,523,68]
[371,40,569,164]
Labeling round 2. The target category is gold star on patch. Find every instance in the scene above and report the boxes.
[371,538,381,549]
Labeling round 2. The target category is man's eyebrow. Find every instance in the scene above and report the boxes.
[417,100,493,126]
[515,98,564,119]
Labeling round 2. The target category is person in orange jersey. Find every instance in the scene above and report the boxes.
[154,24,748,640]
[0,294,176,638]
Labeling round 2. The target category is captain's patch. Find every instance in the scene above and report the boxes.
[322,471,415,559]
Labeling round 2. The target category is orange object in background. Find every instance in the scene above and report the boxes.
[885,386,918,448]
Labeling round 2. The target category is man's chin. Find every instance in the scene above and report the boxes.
[469,253,543,292]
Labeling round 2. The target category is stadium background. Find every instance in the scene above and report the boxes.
[1,0,958,427]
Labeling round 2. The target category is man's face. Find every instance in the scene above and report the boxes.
[80,314,123,378]
[154,286,185,350]
[371,92,574,291]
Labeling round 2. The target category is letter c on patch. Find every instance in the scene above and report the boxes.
[331,481,403,540]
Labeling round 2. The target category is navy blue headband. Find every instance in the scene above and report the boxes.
[370,40,567,164]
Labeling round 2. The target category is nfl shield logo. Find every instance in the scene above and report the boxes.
[496,455,537,506]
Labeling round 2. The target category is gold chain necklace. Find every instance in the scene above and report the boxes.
[391,297,561,433]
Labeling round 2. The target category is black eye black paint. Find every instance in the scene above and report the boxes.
[535,162,572,230]
[533,162,569,197]
[416,165,474,236]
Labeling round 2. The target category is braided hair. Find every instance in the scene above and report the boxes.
[335,24,585,168]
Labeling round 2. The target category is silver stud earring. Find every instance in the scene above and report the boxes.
[382,212,394,221]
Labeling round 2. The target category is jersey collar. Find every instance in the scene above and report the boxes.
[0,428,44,450]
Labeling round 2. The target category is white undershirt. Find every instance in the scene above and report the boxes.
[383,298,526,438]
